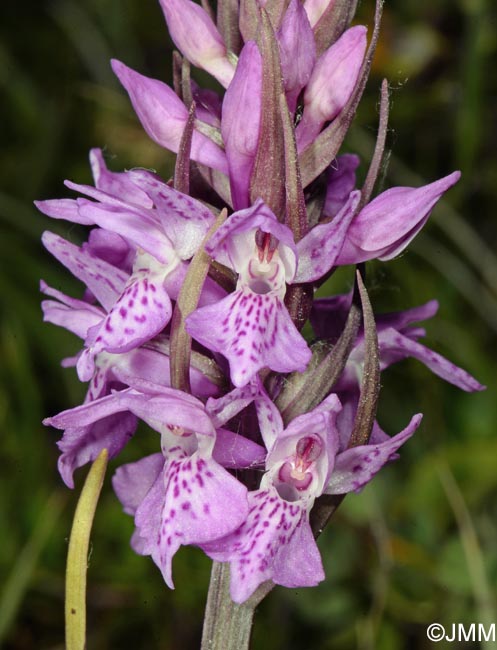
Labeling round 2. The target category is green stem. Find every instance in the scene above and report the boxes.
[65,449,108,650]
[169,208,227,392]
[201,562,273,650]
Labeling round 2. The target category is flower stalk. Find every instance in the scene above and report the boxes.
[201,562,273,650]
[65,449,108,650]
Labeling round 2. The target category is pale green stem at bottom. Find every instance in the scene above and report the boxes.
[201,562,273,650]
[65,449,108,650]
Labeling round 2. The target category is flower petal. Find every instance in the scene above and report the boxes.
[56,411,137,488]
[77,269,173,381]
[378,327,485,392]
[42,232,127,311]
[253,383,284,450]
[204,488,324,603]
[35,198,93,225]
[338,172,461,263]
[115,388,215,437]
[89,148,153,208]
[83,229,132,269]
[326,413,422,494]
[295,190,360,282]
[128,170,214,259]
[112,453,164,515]
[206,382,259,427]
[186,288,311,387]
[136,454,248,588]
[205,199,297,277]
[213,428,266,469]
[323,154,360,219]
[277,0,316,113]
[296,26,367,150]
[77,200,175,266]
[40,281,104,339]
[158,0,235,87]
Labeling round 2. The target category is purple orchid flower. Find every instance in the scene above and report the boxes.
[337,172,461,264]
[186,199,312,386]
[312,294,485,392]
[35,147,152,231]
[40,278,220,398]
[37,0,486,620]
[203,389,421,603]
[185,192,366,386]
[47,379,264,586]
[40,232,175,382]
[38,159,225,380]
[41,280,220,487]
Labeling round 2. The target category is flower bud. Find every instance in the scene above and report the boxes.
[159,0,235,88]
[222,41,262,210]
[111,59,228,174]
[277,0,316,113]
[296,25,367,151]
[337,171,461,264]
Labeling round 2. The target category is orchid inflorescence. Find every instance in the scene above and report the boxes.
[38,0,483,607]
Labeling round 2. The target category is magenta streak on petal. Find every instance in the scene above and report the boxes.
[135,454,248,589]
[203,487,324,603]
[186,288,311,387]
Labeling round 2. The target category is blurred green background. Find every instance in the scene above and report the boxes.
[1,0,496,647]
